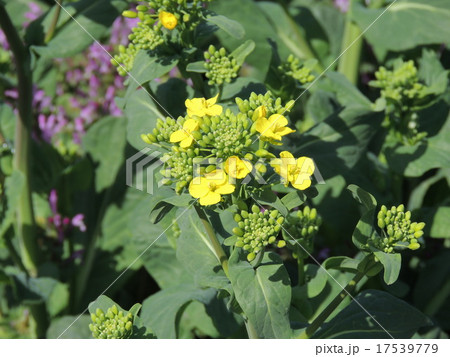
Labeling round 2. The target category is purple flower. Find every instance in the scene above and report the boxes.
[334,0,349,13]
[0,30,9,50]
[24,3,43,27]
[72,214,86,232]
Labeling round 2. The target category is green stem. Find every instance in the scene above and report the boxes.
[298,270,366,339]
[337,0,363,85]
[194,206,229,278]
[44,1,62,43]
[0,5,48,338]
[244,319,259,339]
[0,4,39,277]
[297,257,305,286]
[424,278,450,317]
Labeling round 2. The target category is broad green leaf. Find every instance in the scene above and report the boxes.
[221,77,266,101]
[352,0,450,58]
[418,49,448,96]
[228,250,292,338]
[124,89,164,151]
[82,117,127,192]
[373,251,402,285]
[252,187,288,216]
[125,52,179,99]
[257,2,318,64]
[149,78,195,118]
[176,209,230,291]
[313,290,432,338]
[47,315,93,339]
[408,169,448,211]
[323,256,361,274]
[206,15,245,39]
[281,191,306,211]
[140,284,217,338]
[299,264,328,298]
[429,207,450,239]
[347,184,377,212]
[30,0,127,58]
[129,195,191,289]
[230,40,256,66]
[88,295,121,315]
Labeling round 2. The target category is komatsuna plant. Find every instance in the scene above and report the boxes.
[0,0,449,340]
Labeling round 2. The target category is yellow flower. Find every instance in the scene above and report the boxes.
[169,119,199,148]
[224,156,253,179]
[159,11,177,30]
[189,170,235,206]
[185,93,223,117]
[254,114,295,144]
[271,151,314,190]
[252,105,267,121]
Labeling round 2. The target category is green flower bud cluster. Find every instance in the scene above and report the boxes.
[371,60,423,103]
[233,205,286,261]
[236,91,295,119]
[142,117,182,144]
[197,109,253,157]
[161,146,199,193]
[373,204,425,253]
[278,54,315,84]
[112,15,163,76]
[89,305,133,339]
[284,206,321,258]
[204,45,240,85]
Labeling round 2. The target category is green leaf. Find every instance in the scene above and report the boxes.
[88,295,120,315]
[373,251,402,285]
[352,0,450,58]
[347,185,378,251]
[1,171,24,238]
[140,284,217,338]
[322,256,361,274]
[186,61,207,73]
[0,103,15,141]
[281,191,306,211]
[124,89,164,151]
[230,40,255,66]
[176,209,230,291]
[313,290,432,338]
[206,15,245,39]
[29,0,127,58]
[47,315,93,339]
[220,77,266,101]
[228,250,292,338]
[299,264,328,298]
[125,52,179,99]
[252,187,288,216]
[82,117,127,192]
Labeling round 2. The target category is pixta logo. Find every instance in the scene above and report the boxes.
[126,148,164,194]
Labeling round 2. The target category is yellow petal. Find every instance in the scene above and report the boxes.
[215,183,236,195]
[269,114,288,128]
[280,151,294,159]
[185,98,206,117]
[180,136,194,148]
[252,105,267,121]
[189,178,210,198]
[254,117,270,134]
[204,169,228,185]
[199,191,221,206]
[170,129,188,143]
[276,127,296,136]
[205,104,223,116]
[206,93,219,106]
[183,118,199,131]
[291,174,312,190]
[296,157,315,175]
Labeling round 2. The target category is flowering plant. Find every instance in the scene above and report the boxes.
[0,0,449,341]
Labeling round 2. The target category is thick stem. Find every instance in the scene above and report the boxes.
[298,270,367,339]
[0,5,39,277]
[0,5,48,338]
[195,206,229,277]
[44,1,62,43]
[337,0,363,85]
[245,319,259,339]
